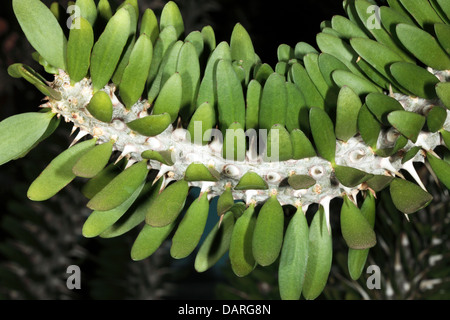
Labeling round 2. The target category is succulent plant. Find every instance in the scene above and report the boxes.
[2,0,450,300]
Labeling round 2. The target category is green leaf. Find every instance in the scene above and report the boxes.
[358,104,382,149]
[82,182,144,238]
[441,129,450,148]
[131,220,178,261]
[184,163,220,182]
[81,163,121,199]
[350,37,404,82]
[291,129,317,159]
[97,0,113,22]
[13,112,61,160]
[390,62,439,99]
[389,178,433,214]
[252,195,284,266]
[259,73,288,131]
[100,179,163,238]
[185,31,204,58]
[216,59,246,131]
[90,7,131,91]
[302,206,332,300]
[13,0,67,70]
[347,192,376,280]
[365,92,404,126]
[254,63,274,84]
[332,69,381,96]
[435,23,450,54]
[266,124,293,162]
[86,90,113,123]
[436,0,450,22]
[87,160,149,211]
[7,63,61,100]
[140,9,159,45]
[187,102,216,145]
[340,196,376,249]
[289,62,325,110]
[277,44,295,62]
[0,112,54,166]
[309,107,336,164]
[222,122,246,161]
[304,53,332,105]
[285,82,308,133]
[245,80,262,131]
[427,106,447,132]
[141,150,174,166]
[235,172,268,190]
[152,72,183,122]
[230,23,256,82]
[145,179,190,227]
[318,53,350,89]
[288,175,316,190]
[295,42,318,60]
[28,138,96,201]
[427,152,450,189]
[316,32,363,78]
[119,33,153,109]
[160,1,184,39]
[146,26,177,96]
[396,23,450,70]
[335,86,362,141]
[194,211,235,272]
[387,110,425,142]
[177,41,201,121]
[171,192,210,259]
[72,140,113,178]
[66,17,94,83]
[436,82,450,110]
[402,146,421,164]
[279,207,309,300]
[126,113,172,137]
[399,0,443,33]
[217,186,235,217]
[331,15,368,40]
[196,41,231,108]
[379,5,416,35]
[334,165,373,187]
[354,0,415,63]
[229,204,257,277]
[75,0,97,26]
[366,174,394,192]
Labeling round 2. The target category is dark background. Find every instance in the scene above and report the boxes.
[0,0,448,301]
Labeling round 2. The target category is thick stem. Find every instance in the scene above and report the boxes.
[44,71,448,208]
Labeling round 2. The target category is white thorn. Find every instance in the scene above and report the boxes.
[70,126,78,137]
[155,164,173,181]
[114,145,137,164]
[200,181,216,194]
[152,174,165,188]
[208,136,223,154]
[402,160,427,191]
[320,196,332,234]
[247,135,258,162]
[245,190,259,205]
[218,214,224,229]
[379,157,400,176]
[301,204,309,214]
[124,159,137,169]
[69,130,89,147]
[161,176,175,191]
